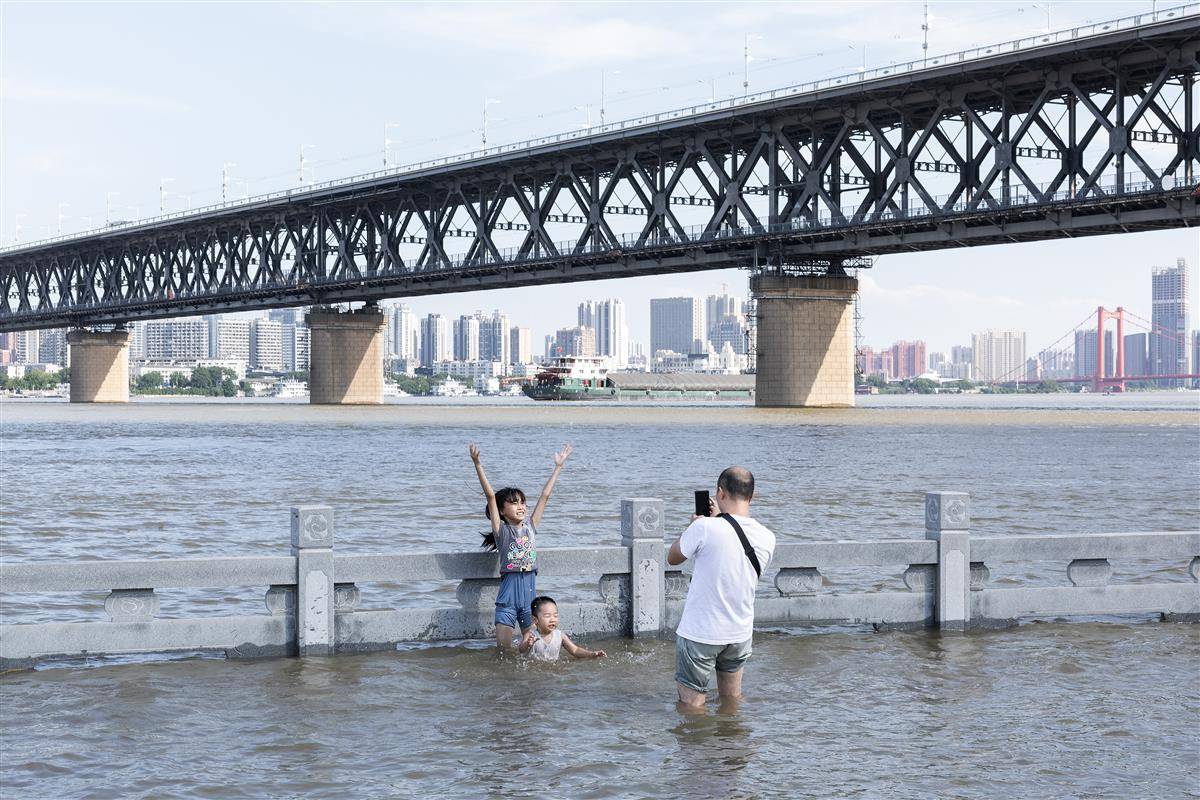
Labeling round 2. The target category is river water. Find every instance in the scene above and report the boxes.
[1,393,1197,797]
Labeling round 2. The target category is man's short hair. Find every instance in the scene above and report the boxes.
[718,467,755,501]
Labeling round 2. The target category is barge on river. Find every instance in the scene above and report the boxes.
[522,356,755,401]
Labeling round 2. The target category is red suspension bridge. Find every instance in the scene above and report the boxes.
[1001,306,1197,391]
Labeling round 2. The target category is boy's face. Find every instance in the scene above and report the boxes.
[501,497,527,524]
[534,602,559,633]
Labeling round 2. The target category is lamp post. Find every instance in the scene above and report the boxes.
[384,123,401,168]
[1031,2,1051,33]
[743,34,763,95]
[57,203,70,234]
[13,213,26,243]
[222,162,237,203]
[600,69,620,126]
[300,144,316,186]
[482,98,501,145]
[160,177,174,214]
[106,191,120,225]
[698,77,718,102]
[849,43,867,73]
[574,104,593,129]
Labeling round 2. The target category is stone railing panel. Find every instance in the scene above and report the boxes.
[0,556,296,593]
[971,532,1200,562]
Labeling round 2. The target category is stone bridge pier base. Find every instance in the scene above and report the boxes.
[307,306,386,405]
[67,328,130,403]
[752,274,858,408]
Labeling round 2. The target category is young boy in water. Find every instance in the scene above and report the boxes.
[519,596,607,662]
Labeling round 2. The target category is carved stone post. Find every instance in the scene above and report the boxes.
[621,498,665,638]
[291,505,336,656]
[925,491,971,631]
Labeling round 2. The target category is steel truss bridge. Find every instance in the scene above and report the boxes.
[2,8,1198,332]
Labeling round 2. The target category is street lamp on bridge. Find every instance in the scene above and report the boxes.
[482,98,501,146]
[160,178,174,214]
[599,69,620,127]
[300,144,316,186]
[12,213,26,244]
[743,33,763,95]
[57,203,70,234]
[105,192,120,225]
[222,163,237,203]
[384,123,402,168]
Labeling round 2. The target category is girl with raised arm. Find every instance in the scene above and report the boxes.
[468,442,573,651]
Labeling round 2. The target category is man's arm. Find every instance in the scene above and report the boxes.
[561,633,605,659]
[668,514,709,566]
[469,443,501,534]
[530,444,572,527]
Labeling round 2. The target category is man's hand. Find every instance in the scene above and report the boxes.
[553,443,573,467]
[469,443,482,463]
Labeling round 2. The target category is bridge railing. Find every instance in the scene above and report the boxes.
[3,2,1195,257]
[1,493,1196,670]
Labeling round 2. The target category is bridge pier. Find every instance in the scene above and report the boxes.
[752,274,858,408]
[307,306,386,405]
[67,328,130,403]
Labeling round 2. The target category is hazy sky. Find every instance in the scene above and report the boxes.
[2,1,1196,354]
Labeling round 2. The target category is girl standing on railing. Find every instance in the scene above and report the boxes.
[468,442,573,651]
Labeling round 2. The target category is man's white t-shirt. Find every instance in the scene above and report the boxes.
[675,514,776,645]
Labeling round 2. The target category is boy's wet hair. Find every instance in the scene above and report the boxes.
[480,487,527,551]
[531,596,556,616]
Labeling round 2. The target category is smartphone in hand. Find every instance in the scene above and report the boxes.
[694,490,711,517]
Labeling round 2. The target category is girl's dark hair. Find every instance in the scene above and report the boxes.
[480,487,526,551]
[531,596,556,616]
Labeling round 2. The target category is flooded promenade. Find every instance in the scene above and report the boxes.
[1,393,1197,797]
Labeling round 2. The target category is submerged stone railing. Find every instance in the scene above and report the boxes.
[1,493,1196,670]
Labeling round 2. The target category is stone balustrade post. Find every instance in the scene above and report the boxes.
[291,505,336,656]
[621,498,666,638]
[925,491,971,631]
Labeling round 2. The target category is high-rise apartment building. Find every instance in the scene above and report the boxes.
[480,311,510,364]
[207,315,251,364]
[37,329,68,366]
[510,327,532,364]
[580,298,627,365]
[712,315,748,355]
[250,318,284,371]
[950,345,973,366]
[1192,331,1200,388]
[555,326,596,357]
[1037,348,1074,380]
[971,329,1026,382]
[420,314,451,367]
[1123,333,1148,378]
[453,315,481,361]
[281,324,310,373]
[889,340,927,379]
[145,319,208,361]
[1150,259,1189,385]
[389,304,418,360]
[705,288,743,343]
[1073,330,1115,379]
[651,297,705,356]
[268,308,304,328]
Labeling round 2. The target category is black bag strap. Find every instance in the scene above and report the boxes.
[719,513,762,579]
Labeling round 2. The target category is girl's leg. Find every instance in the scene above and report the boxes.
[495,623,515,650]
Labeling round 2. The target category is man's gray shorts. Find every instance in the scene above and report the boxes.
[675,635,753,693]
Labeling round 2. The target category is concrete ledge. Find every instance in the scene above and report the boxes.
[972,531,1200,562]
[0,615,293,668]
[972,583,1200,621]
[334,545,630,583]
[0,556,297,592]
[773,539,937,568]
[334,601,622,651]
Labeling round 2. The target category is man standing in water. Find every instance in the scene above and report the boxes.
[667,466,776,708]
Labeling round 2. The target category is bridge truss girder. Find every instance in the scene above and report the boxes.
[1,22,1198,331]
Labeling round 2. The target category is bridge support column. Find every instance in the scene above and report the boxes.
[752,274,858,408]
[307,306,386,405]
[67,328,130,403]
